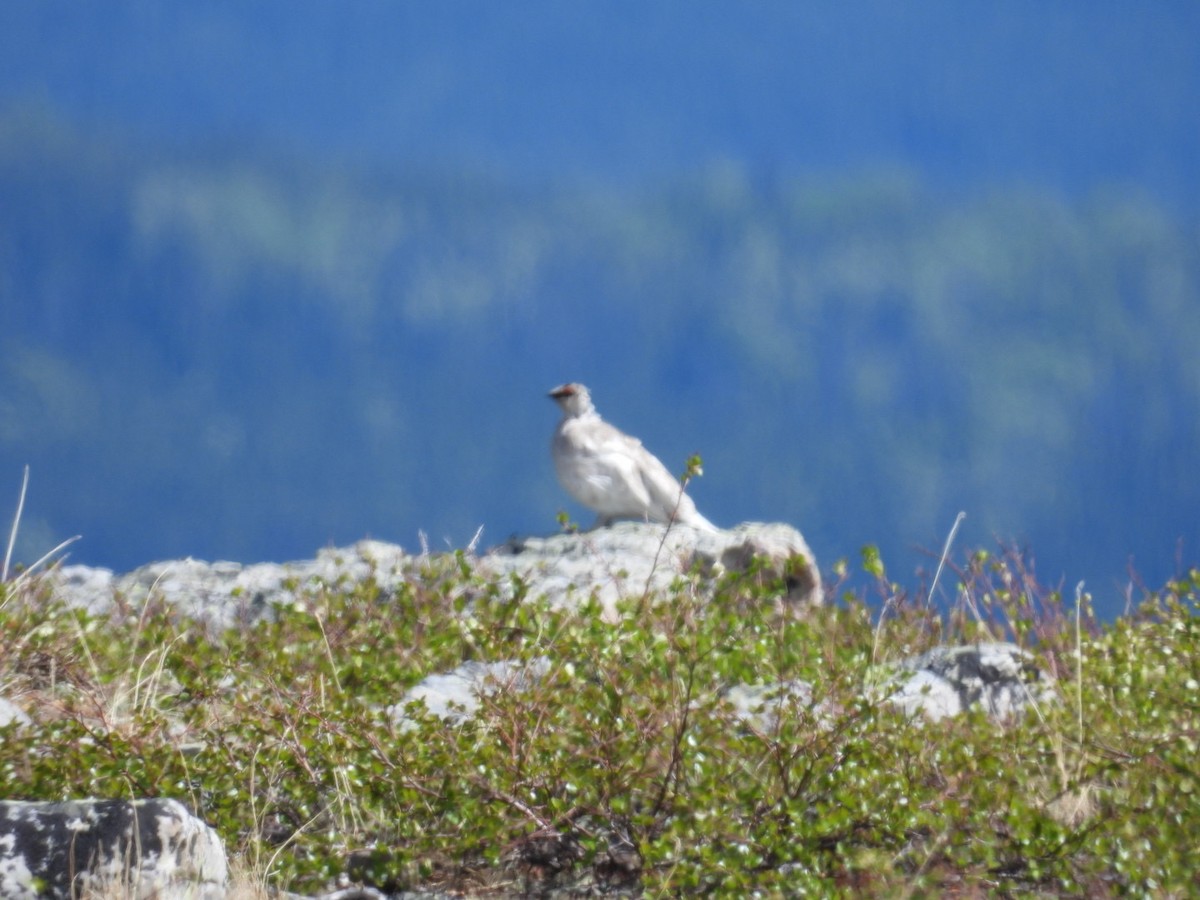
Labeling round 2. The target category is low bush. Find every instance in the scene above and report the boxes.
[0,547,1196,896]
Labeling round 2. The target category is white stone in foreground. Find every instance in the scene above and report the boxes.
[0,799,227,899]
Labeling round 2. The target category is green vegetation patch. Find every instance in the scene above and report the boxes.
[0,551,1197,896]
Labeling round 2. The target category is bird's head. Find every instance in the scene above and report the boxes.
[548,382,596,418]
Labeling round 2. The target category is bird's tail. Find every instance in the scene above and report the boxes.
[677,509,719,533]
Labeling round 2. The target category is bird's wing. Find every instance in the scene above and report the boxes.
[634,444,692,515]
[622,432,715,529]
[557,418,654,512]
[587,421,700,523]
[556,416,714,528]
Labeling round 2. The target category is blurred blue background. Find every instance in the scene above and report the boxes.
[1,2,1197,615]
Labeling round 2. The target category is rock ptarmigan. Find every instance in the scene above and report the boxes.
[548,382,717,532]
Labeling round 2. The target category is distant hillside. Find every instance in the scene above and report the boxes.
[1,110,1198,614]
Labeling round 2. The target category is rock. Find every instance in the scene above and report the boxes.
[44,523,820,628]
[0,798,227,899]
[276,889,392,900]
[882,642,1057,720]
[391,658,551,727]
[48,541,415,630]
[48,564,115,617]
[705,522,822,606]
[394,660,822,736]
[0,697,30,729]
[720,680,823,731]
[717,642,1056,730]
[394,640,1050,741]
[484,521,822,616]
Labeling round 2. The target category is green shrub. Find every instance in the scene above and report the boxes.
[0,553,1196,896]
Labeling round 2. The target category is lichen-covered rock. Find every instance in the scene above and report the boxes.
[0,697,29,729]
[390,657,552,726]
[719,642,1056,730]
[883,642,1057,720]
[484,521,821,616]
[46,522,821,628]
[393,640,1053,740]
[394,642,1051,744]
[720,680,823,731]
[0,798,227,899]
[45,563,115,618]
[49,540,415,629]
[705,522,822,607]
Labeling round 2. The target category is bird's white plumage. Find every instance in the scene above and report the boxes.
[548,382,717,531]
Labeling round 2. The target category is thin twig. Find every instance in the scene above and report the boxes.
[466,524,485,554]
[639,457,701,613]
[1074,580,1085,746]
[466,774,551,829]
[3,464,30,582]
[872,511,967,664]
[927,511,966,609]
[11,535,82,591]
[649,655,698,819]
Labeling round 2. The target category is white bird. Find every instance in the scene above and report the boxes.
[548,382,718,532]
